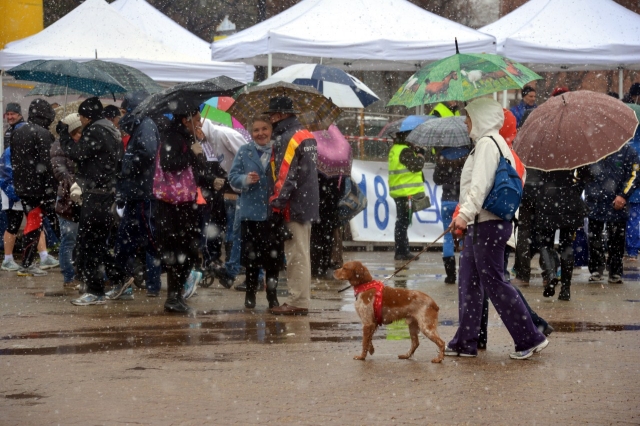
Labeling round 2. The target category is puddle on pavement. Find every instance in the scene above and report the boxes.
[4,392,45,399]
[1,318,638,356]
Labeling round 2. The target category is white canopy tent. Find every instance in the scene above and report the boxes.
[480,0,640,97]
[110,0,213,63]
[211,0,496,73]
[0,0,254,83]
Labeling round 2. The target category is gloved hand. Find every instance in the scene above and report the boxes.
[213,178,225,191]
[70,182,83,205]
[56,120,69,136]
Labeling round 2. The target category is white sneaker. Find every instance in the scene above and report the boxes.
[71,293,106,306]
[106,286,134,300]
[509,339,549,360]
[608,274,623,284]
[1,258,20,271]
[17,265,48,277]
[39,255,60,270]
[183,270,203,300]
[589,272,603,282]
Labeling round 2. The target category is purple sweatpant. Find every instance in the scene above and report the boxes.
[448,220,546,355]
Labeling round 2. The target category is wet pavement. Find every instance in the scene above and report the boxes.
[1,251,639,425]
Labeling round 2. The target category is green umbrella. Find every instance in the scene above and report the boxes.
[25,60,162,99]
[388,53,542,108]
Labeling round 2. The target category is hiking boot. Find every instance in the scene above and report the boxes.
[71,293,106,306]
[164,293,191,314]
[106,286,134,300]
[182,270,202,300]
[39,255,60,270]
[1,258,20,271]
[17,265,48,277]
[558,285,571,301]
[443,256,456,284]
[105,277,134,300]
[212,266,235,289]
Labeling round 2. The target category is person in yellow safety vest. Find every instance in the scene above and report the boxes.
[429,101,460,118]
[388,131,426,261]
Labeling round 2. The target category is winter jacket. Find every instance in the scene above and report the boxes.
[0,147,22,211]
[117,113,160,201]
[3,118,25,149]
[433,147,469,202]
[50,140,78,220]
[509,101,536,128]
[61,118,122,192]
[158,119,208,192]
[10,99,56,203]
[201,118,247,173]
[458,98,516,224]
[535,169,588,230]
[627,126,640,204]
[585,144,640,222]
[269,116,320,223]
[228,141,274,222]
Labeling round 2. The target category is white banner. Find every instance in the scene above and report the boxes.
[349,160,448,243]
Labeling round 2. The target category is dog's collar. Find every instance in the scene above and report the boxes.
[353,281,385,326]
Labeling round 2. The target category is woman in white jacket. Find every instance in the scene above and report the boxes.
[446,98,549,360]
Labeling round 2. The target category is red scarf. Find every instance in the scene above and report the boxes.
[353,280,385,326]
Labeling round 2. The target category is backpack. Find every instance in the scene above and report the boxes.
[481,136,523,221]
[337,177,367,222]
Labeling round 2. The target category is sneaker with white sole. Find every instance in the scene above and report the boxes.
[1,258,20,271]
[71,293,106,306]
[509,339,549,360]
[106,286,134,300]
[17,265,48,277]
[105,277,134,300]
[608,274,623,284]
[589,272,603,282]
[183,270,202,300]
[444,346,476,357]
[39,255,60,270]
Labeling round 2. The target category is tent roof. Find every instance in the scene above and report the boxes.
[211,0,496,71]
[480,0,640,71]
[110,0,212,61]
[0,0,254,82]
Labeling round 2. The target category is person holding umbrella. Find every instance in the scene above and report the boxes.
[266,95,320,316]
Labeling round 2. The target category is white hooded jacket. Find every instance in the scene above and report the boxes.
[458,98,516,225]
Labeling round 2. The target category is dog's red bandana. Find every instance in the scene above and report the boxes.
[353,280,385,326]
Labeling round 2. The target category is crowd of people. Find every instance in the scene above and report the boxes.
[0,92,345,316]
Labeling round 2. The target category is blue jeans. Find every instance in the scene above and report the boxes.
[58,216,78,283]
[440,201,457,258]
[114,200,161,294]
[224,198,241,277]
[626,203,640,257]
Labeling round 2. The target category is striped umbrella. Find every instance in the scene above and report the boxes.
[259,64,379,109]
[228,82,341,132]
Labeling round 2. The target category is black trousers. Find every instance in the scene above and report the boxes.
[76,193,123,296]
[588,220,625,276]
[393,197,411,257]
[156,201,201,295]
[538,227,576,285]
[513,189,538,281]
[20,198,56,268]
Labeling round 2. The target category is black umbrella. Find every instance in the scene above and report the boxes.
[132,76,245,118]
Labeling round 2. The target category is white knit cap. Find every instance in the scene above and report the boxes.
[62,113,82,133]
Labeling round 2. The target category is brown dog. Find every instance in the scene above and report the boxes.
[334,261,445,363]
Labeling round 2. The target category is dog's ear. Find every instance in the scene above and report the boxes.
[353,262,373,283]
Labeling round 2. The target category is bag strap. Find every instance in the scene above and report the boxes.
[487,136,505,159]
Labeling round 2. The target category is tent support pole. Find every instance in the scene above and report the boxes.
[359,108,365,159]
[502,90,508,108]
[0,70,3,153]
[267,53,272,78]
[619,67,624,99]
[493,91,497,101]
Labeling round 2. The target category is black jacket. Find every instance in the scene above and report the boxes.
[433,148,468,202]
[159,120,209,187]
[585,144,640,222]
[117,114,160,201]
[535,169,588,230]
[10,100,56,202]
[270,116,319,223]
[61,118,122,192]
[4,118,25,149]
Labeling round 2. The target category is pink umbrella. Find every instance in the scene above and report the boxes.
[312,124,352,177]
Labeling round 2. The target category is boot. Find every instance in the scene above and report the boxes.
[558,284,571,301]
[266,276,279,309]
[164,292,190,313]
[244,280,257,309]
[443,256,456,284]
[543,278,557,298]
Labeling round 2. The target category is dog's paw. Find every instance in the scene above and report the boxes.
[398,354,411,360]
[368,346,375,355]
[431,356,444,363]
[353,355,366,361]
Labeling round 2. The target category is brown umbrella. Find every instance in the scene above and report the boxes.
[228,82,341,132]
[513,91,639,171]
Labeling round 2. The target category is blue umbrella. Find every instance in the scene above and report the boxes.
[258,64,379,108]
[380,115,435,138]
[7,59,126,100]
